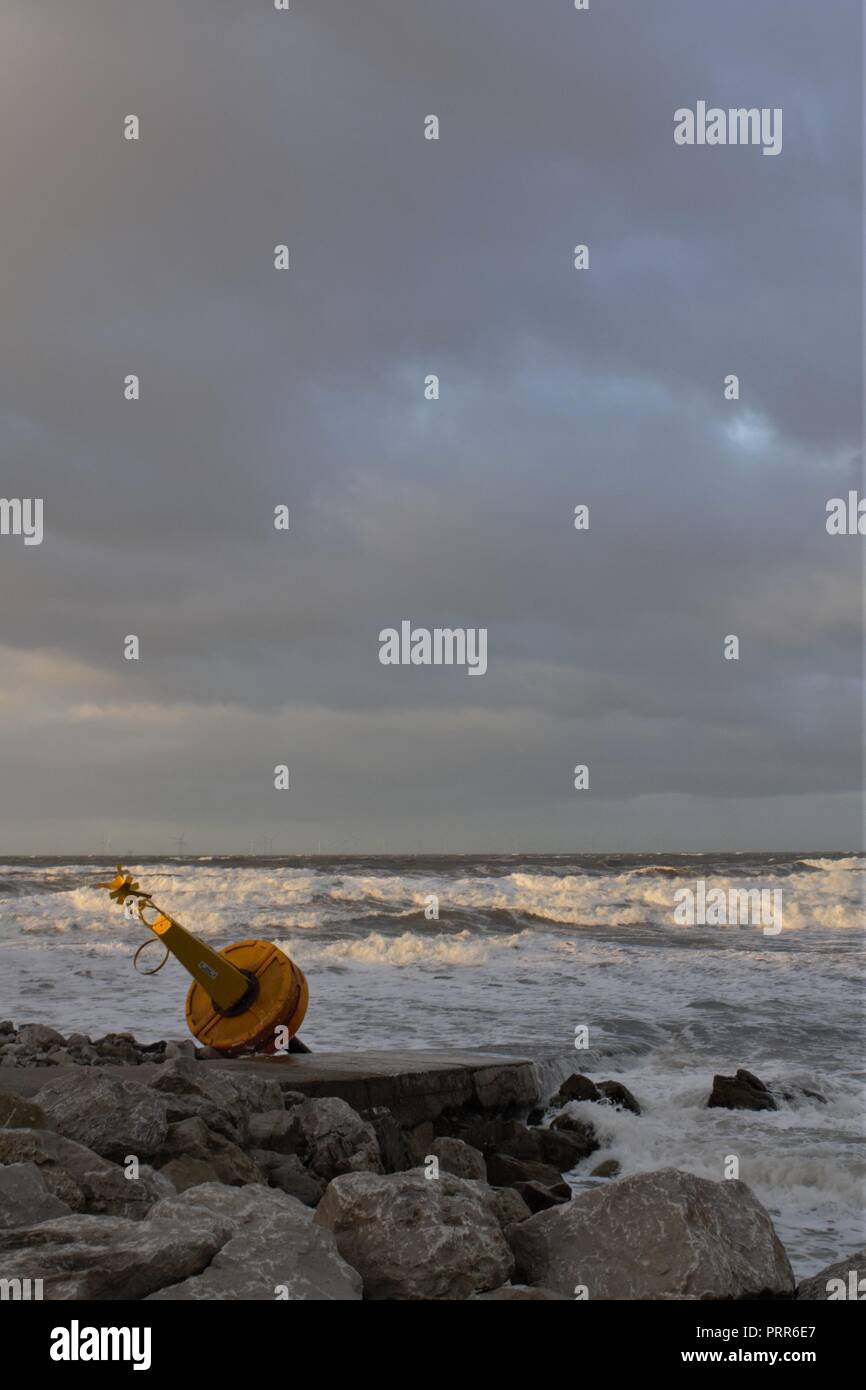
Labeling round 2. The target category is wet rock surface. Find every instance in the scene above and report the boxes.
[707,1068,778,1112]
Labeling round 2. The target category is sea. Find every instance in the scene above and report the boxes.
[1,851,863,1279]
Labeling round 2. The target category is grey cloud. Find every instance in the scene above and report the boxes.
[0,0,861,850]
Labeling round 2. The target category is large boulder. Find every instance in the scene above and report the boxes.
[315,1168,514,1299]
[0,1200,229,1299]
[147,1059,283,1145]
[796,1250,866,1300]
[35,1073,169,1160]
[0,1128,173,1219]
[147,1185,361,1300]
[283,1098,382,1181]
[0,1179,358,1301]
[430,1137,487,1181]
[707,1069,777,1112]
[0,1163,71,1229]
[510,1168,794,1300]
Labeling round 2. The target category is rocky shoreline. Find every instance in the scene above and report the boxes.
[0,1021,861,1301]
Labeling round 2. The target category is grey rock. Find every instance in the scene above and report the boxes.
[597,1081,641,1115]
[535,1125,596,1170]
[708,1069,777,1112]
[463,1180,533,1232]
[219,1071,285,1116]
[158,1157,224,1193]
[315,1168,514,1300]
[0,1128,173,1219]
[157,1117,264,1186]
[17,1024,67,1051]
[551,1074,641,1117]
[511,1167,794,1300]
[551,1111,597,1136]
[91,1033,142,1065]
[0,1205,224,1300]
[407,1120,435,1162]
[0,1183,294,1299]
[284,1098,383,1181]
[148,1060,283,1145]
[590,1159,621,1178]
[0,1163,72,1229]
[247,1109,297,1153]
[35,1072,169,1160]
[157,1116,213,1156]
[361,1107,414,1173]
[430,1136,487,1181]
[148,1184,360,1300]
[484,1185,533,1230]
[262,1154,326,1207]
[551,1073,601,1105]
[796,1250,866,1300]
[280,1090,308,1111]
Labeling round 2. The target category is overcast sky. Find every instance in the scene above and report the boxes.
[0,0,862,854]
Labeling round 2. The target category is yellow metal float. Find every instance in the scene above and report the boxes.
[97,866,309,1055]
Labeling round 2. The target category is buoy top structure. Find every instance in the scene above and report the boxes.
[97,867,308,1055]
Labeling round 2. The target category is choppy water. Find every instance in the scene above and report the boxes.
[1,851,863,1278]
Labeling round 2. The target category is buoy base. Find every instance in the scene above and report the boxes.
[185,939,308,1055]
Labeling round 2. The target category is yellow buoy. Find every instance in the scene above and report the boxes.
[97,867,308,1055]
